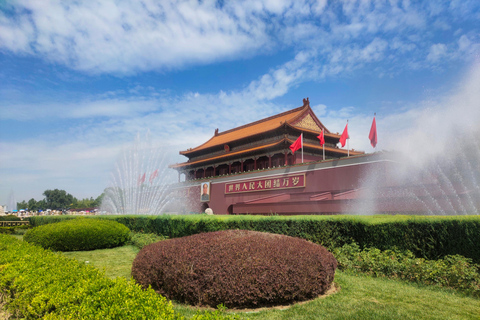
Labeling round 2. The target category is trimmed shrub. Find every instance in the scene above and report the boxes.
[0,227,14,234]
[0,225,30,235]
[29,214,480,263]
[128,231,168,249]
[23,218,130,251]
[0,214,21,221]
[29,215,78,226]
[132,230,337,308]
[0,234,181,320]
[333,243,480,297]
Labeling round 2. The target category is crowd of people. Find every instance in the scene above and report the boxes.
[0,208,98,217]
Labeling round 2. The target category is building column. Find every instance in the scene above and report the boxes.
[254,157,257,170]
[203,167,206,178]
[284,151,288,166]
[228,162,232,174]
[240,160,244,173]
[268,154,272,168]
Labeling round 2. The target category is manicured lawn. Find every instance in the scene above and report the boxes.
[63,245,480,319]
[10,234,23,241]
[62,245,139,279]
[237,272,480,320]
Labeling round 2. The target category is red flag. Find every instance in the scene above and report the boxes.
[369,116,377,148]
[317,129,325,146]
[339,123,348,147]
[289,135,302,153]
[137,173,146,186]
[149,169,159,184]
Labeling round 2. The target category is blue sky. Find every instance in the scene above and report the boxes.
[1,0,479,205]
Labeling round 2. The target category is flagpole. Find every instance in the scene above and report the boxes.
[322,129,325,161]
[301,133,304,163]
[347,120,349,157]
[374,113,376,153]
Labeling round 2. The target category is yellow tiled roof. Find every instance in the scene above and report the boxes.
[181,105,313,155]
[170,136,364,169]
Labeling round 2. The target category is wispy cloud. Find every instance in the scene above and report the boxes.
[1,1,478,75]
[1,0,273,74]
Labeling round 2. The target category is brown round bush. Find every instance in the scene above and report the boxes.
[131,230,337,308]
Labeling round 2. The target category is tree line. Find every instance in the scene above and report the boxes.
[16,189,104,211]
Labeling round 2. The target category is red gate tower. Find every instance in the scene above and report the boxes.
[170,98,478,215]
[168,98,397,215]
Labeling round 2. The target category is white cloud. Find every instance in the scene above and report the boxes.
[390,37,416,53]
[456,34,480,59]
[0,98,160,121]
[0,0,273,74]
[312,0,328,15]
[1,0,478,75]
[427,43,447,62]
[358,38,389,62]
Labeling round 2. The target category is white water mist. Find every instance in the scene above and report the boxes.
[100,132,177,215]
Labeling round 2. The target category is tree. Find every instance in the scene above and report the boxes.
[27,198,38,211]
[17,200,27,210]
[37,199,46,211]
[93,193,104,207]
[43,189,75,210]
[16,191,103,211]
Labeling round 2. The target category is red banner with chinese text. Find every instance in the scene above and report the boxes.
[225,173,306,194]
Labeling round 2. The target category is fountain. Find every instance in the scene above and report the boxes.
[7,191,17,213]
[354,63,480,215]
[353,138,480,215]
[100,132,178,215]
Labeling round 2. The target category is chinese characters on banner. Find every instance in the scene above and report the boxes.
[225,173,306,194]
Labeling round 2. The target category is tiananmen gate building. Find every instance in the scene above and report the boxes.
[169,98,479,215]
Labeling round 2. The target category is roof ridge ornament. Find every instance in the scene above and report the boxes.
[302,97,309,107]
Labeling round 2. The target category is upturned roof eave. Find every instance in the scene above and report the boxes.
[285,122,341,139]
[179,105,308,156]
[179,126,288,158]
[170,138,290,169]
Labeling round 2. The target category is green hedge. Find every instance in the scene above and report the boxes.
[0,225,29,235]
[0,215,21,221]
[24,218,130,251]
[0,234,181,319]
[29,214,480,263]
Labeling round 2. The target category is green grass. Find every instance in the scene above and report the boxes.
[62,244,480,319]
[61,245,139,279]
[172,272,480,320]
[10,234,23,241]
[233,272,480,320]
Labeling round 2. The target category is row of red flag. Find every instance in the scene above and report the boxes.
[290,115,377,154]
[137,169,159,186]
